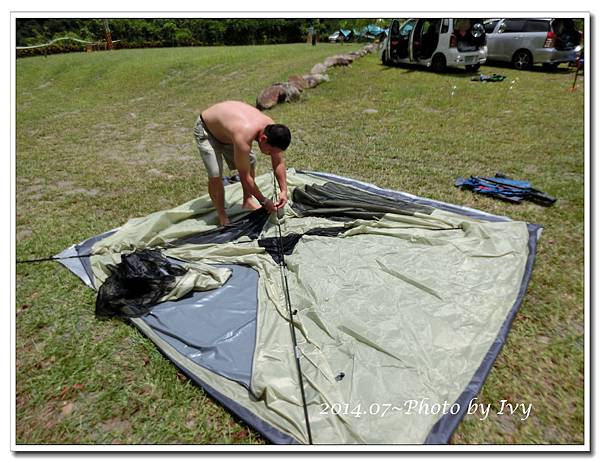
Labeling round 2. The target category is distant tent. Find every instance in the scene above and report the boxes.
[57,169,541,444]
[339,29,353,41]
[361,24,385,40]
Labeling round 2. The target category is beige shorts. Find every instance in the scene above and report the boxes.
[193,116,257,178]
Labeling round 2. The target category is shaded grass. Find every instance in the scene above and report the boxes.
[15,43,584,444]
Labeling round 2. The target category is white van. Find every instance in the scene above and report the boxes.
[380,18,487,72]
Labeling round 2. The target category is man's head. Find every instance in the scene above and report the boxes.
[257,124,291,155]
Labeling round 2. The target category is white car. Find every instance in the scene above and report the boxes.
[328,31,341,43]
[380,18,487,72]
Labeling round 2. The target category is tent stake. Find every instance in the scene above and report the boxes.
[570,56,583,92]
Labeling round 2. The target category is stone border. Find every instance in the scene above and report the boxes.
[256,43,378,111]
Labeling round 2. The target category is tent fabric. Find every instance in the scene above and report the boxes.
[93,248,232,315]
[95,248,190,319]
[360,24,385,39]
[291,181,434,219]
[57,169,540,444]
[172,208,271,246]
[142,264,259,388]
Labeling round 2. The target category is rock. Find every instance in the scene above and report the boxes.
[256,84,287,110]
[280,82,301,102]
[302,73,330,88]
[363,43,378,53]
[302,75,318,88]
[288,74,308,91]
[323,55,352,67]
[256,82,301,110]
[363,108,378,114]
[311,63,328,75]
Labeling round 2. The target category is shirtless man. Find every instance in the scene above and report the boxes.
[193,101,291,226]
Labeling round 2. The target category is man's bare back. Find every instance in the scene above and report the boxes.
[201,101,274,146]
[194,100,291,226]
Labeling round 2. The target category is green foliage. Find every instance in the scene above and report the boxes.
[160,21,178,46]
[16,18,389,57]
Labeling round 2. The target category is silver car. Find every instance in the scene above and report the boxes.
[484,18,582,70]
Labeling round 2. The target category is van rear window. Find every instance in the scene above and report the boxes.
[453,18,483,31]
[502,19,527,32]
[524,20,550,32]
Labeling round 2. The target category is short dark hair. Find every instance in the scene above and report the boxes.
[264,124,291,151]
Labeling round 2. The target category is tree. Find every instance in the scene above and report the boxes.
[160,21,178,47]
[175,28,193,46]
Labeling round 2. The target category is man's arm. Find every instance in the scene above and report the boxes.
[270,151,288,209]
[233,139,277,213]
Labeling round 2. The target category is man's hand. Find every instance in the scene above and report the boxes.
[274,193,288,210]
[262,199,278,214]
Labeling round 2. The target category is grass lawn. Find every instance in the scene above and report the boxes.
[15,42,585,445]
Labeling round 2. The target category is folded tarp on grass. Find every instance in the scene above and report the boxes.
[57,169,541,444]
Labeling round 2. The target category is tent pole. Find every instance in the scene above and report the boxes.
[272,174,314,445]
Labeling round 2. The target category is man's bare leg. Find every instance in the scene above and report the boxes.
[242,164,261,210]
[208,176,230,226]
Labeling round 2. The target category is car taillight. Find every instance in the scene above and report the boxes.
[544,31,555,48]
[449,34,457,48]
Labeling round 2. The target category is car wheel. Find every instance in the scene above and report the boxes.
[465,63,481,72]
[542,63,559,71]
[431,53,446,72]
[512,50,533,70]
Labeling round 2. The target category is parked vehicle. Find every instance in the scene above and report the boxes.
[328,29,353,43]
[484,18,582,70]
[328,31,341,42]
[380,18,487,72]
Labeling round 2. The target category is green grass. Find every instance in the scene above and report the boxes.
[15,43,585,445]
